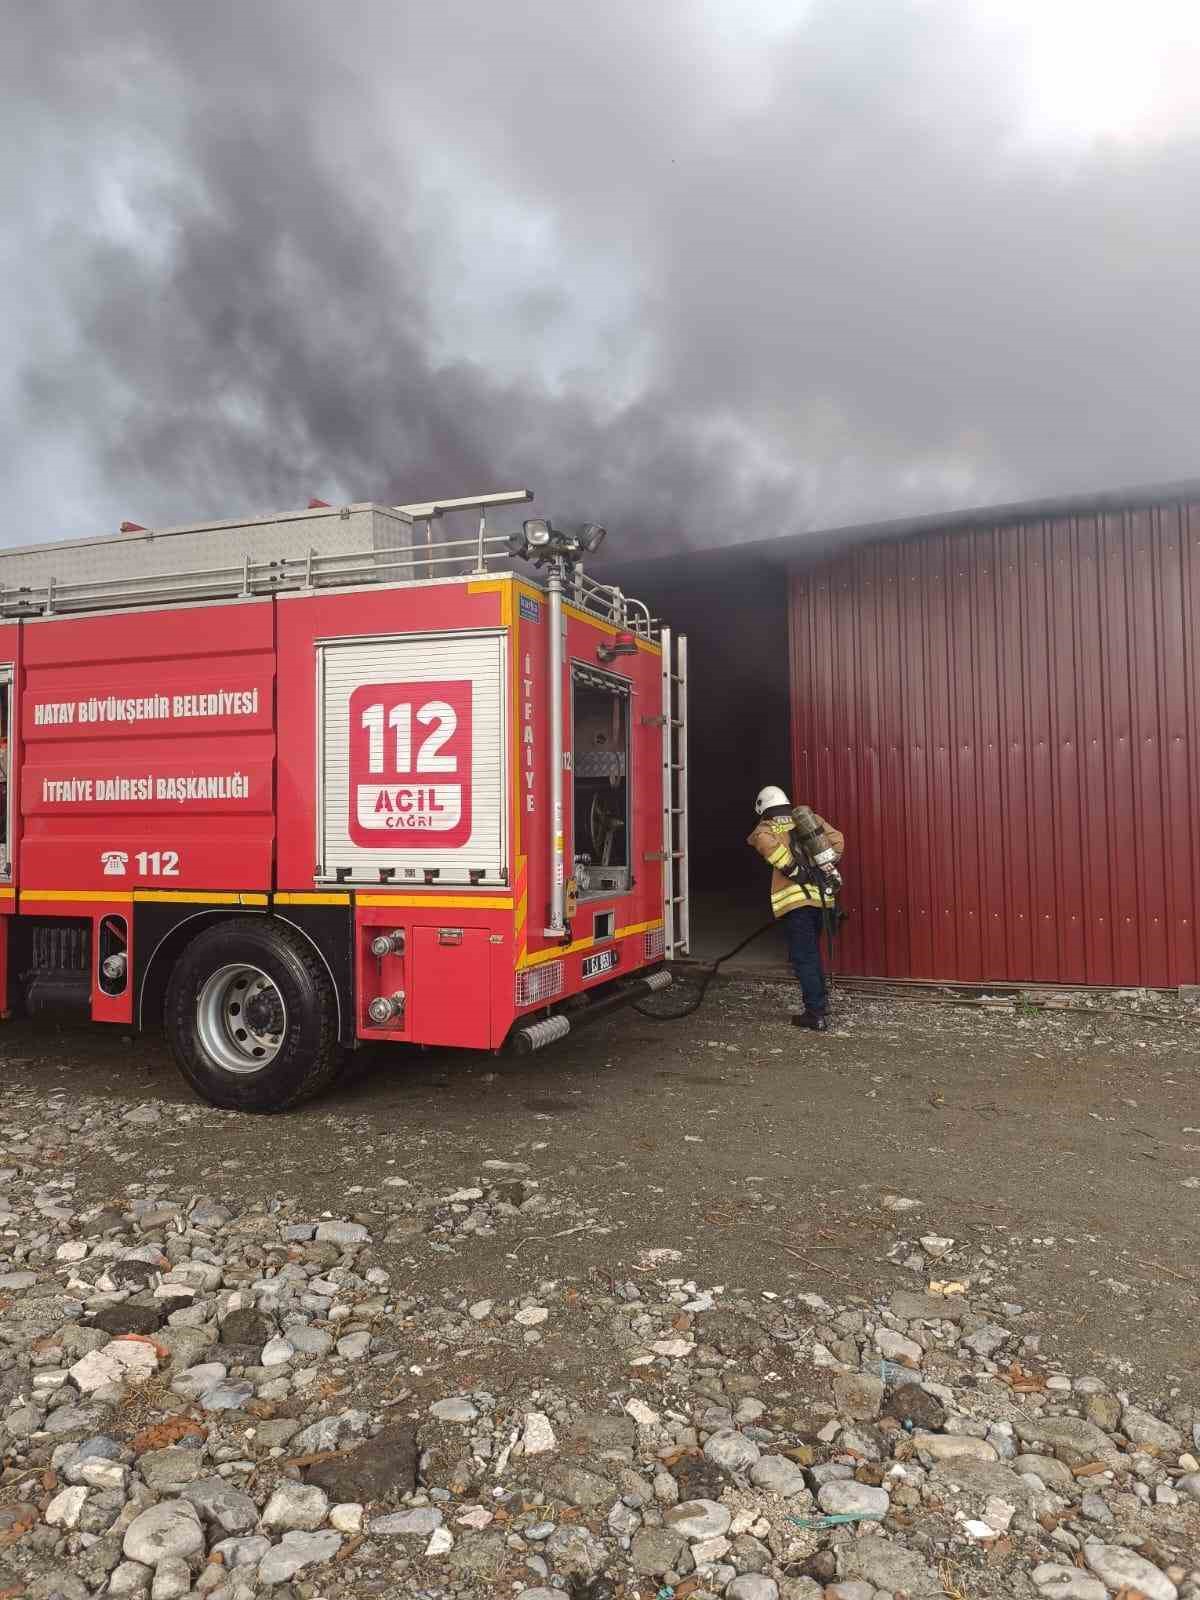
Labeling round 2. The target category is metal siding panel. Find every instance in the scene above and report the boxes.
[950,536,982,978]
[1154,505,1191,984]
[1072,516,1109,983]
[1127,509,1170,980]
[901,547,935,976]
[1182,505,1200,982]
[1049,518,1086,981]
[973,530,1007,979]
[878,541,909,976]
[789,489,1200,986]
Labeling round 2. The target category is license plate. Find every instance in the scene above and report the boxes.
[582,947,619,980]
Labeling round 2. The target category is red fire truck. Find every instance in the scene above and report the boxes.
[0,491,689,1110]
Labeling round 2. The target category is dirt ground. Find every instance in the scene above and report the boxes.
[7,975,1199,1406]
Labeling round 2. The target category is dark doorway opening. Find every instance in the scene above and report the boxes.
[605,553,792,963]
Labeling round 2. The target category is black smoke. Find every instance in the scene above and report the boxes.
[4,1,1200,550]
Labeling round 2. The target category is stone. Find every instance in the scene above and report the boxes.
[630,1525,688,1576]
[337,1331,370,1359]
[211,1535,272,1569]
[727,1580,779,1600]
[1078,1489,1113,1523]
[1031,1564,1108,1600]
[1177,1471,1200,1501]
[371,1507,444,1535]
[150,1557,191,1600]
[109,1562,154,1595]
[1083,1542,1179,1600]
[515,1306,549,1326]
[69,1339,158,1392]
[306,1422,418,1502]
[46,1485,89,1528]
[817,1481,889,1518]
[262,1481,330,1531]
[625,1397,661,1429]
[181,1476,258,1535]
[289,1408,371,1455]
[832,1371,884,1419]
[545,1523,608,1576]
[1083,1391,1122,1431]
[881,1382,946,1430]
[875,1328,922,1364]
[913,1431,998,1463]
[220,1310,272,1345]
[963,1322,1012,1358]
[123,1501,205,1566]
[430,1395,479,1423]
[665,1498,732,1539]
[49,1398,117,1436]
[288,1325,333,1357]
[1015,1416,1123,1470]
[1121,1404,1183,1452]
[88,1303,167,1337]
[749,1454,810,1497]
[840,1539,943,1597]
[703,1429,761,1474]
[138,1448,206,1491]
[330,1502,364,1533]
[258,1529,343,1585]
[522,1411,557,1455]
[544,1463,617,1508]
[468,1299,493,1320]
[930,1458,1036,1510]
[446,1531,508,1579]
[314,1220,369,1245]
[1012,1453,1075,1490]
[261,1336,294,1366]
[198,1380,253,1414]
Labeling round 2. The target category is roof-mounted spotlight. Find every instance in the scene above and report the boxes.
[579,523,607,555]
[523,518,552,547]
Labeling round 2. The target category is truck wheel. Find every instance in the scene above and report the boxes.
[165,919,343,1112]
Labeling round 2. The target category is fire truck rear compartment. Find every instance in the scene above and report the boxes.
[571,669,630,899]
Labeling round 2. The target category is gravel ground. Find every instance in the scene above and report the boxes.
[0,980,1197,1599]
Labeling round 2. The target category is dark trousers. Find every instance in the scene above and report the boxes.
[782,906,827,1015]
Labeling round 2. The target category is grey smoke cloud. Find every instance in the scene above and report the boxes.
[2,0,1199,552]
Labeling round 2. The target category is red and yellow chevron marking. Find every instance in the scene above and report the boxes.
[513,857,528,966]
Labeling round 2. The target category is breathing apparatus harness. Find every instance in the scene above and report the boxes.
[633,805,846,1022]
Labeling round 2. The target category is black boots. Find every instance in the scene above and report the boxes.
[792,1010,829,1032]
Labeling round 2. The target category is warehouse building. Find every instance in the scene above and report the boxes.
[610,478,1200,990]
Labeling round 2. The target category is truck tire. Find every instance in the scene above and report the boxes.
[165,919,343,1112]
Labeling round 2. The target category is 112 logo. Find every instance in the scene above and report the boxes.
[348,681,473,848]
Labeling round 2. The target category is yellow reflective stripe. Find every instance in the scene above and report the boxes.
[766,845,793,868]
[274,892,351,905]
[134,891,266,906]
[771,884,826,913]
[21,889,134,904]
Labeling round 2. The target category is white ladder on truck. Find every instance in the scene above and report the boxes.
[659,629,690,957]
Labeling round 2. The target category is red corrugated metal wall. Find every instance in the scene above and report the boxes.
[789,501,1200,987]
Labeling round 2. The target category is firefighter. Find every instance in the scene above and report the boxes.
[748,785,844,1031]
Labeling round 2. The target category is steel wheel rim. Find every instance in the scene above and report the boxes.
[195,964,287,1075]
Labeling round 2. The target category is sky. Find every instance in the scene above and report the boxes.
[2,0,1200,556]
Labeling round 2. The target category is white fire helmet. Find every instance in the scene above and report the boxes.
[755,785,792,816]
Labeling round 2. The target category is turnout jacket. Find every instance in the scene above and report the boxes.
[748,812,845,917]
